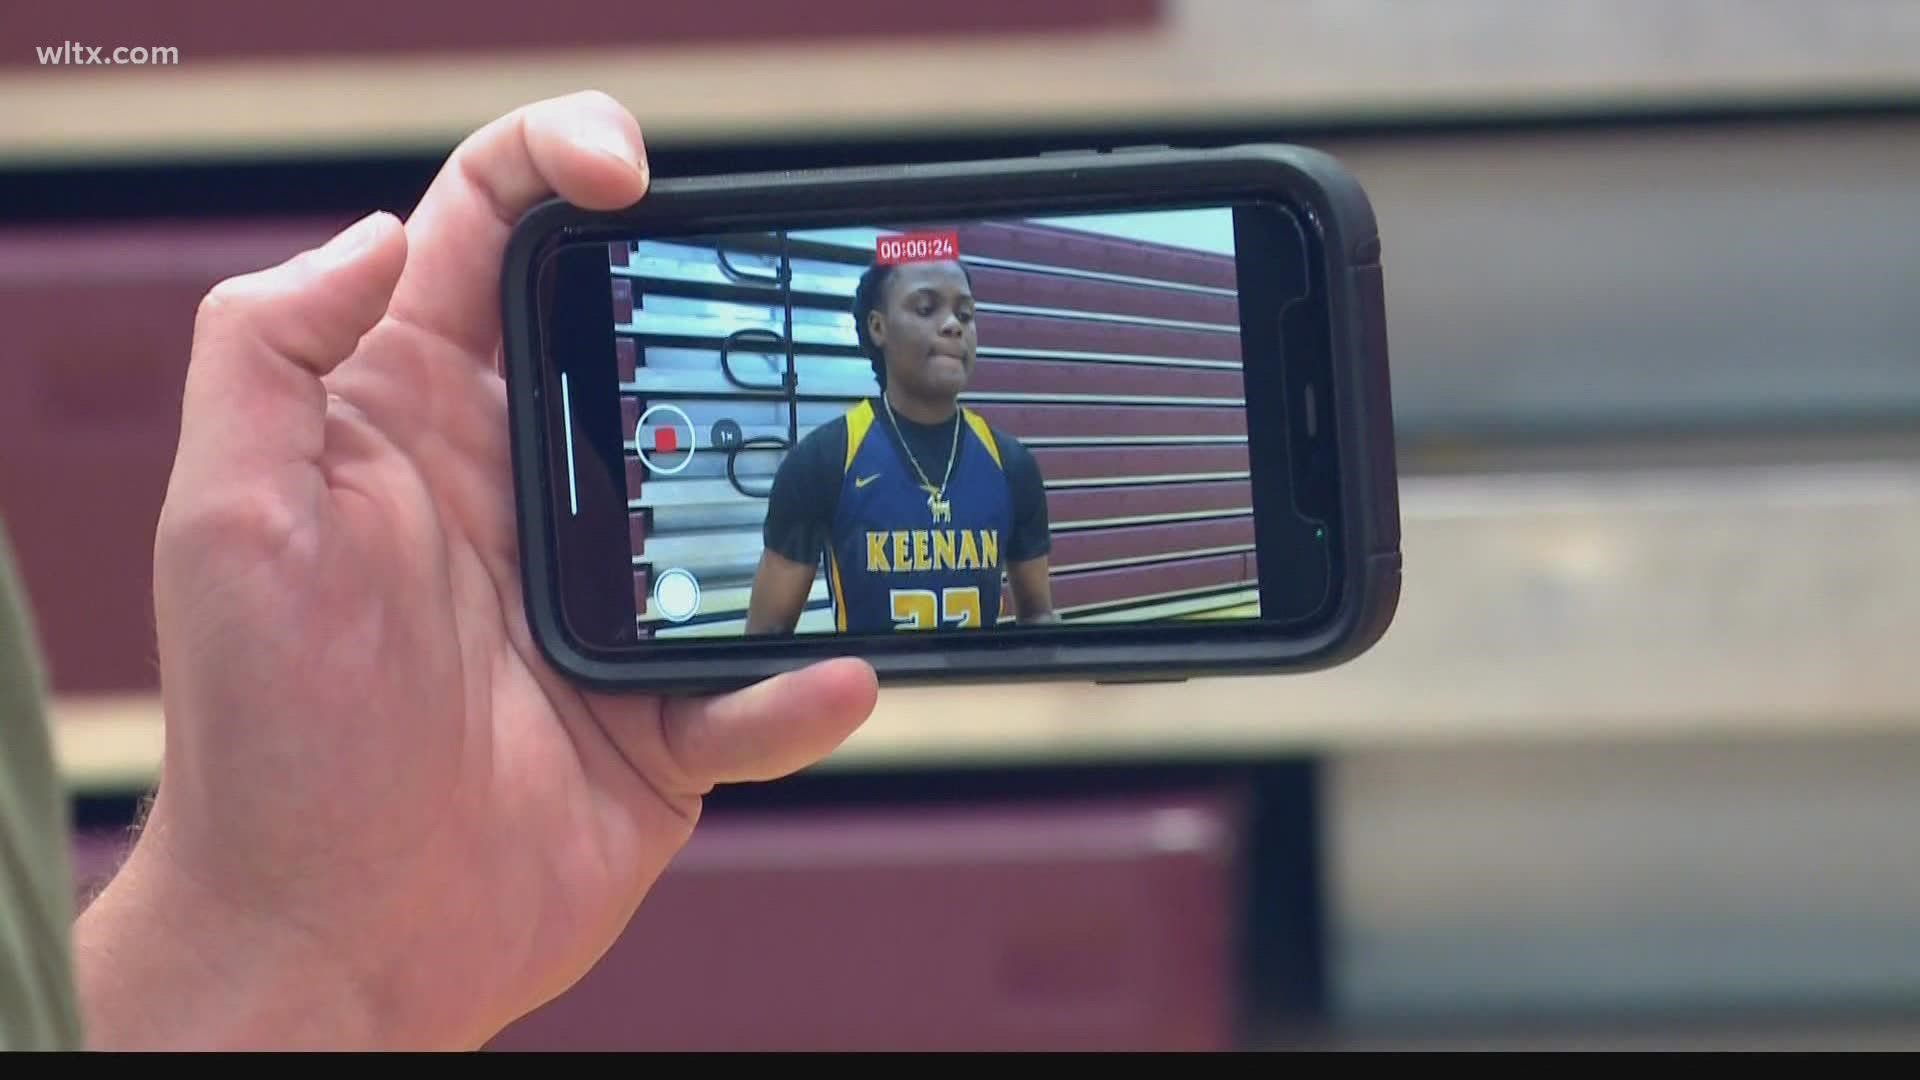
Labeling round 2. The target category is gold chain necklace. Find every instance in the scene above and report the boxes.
[881,394,960,524]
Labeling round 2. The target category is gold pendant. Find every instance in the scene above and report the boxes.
[927,492,952,524]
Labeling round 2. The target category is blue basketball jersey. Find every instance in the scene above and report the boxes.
[826,399,1012,633]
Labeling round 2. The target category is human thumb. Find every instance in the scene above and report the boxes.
[169,211,408,496]
[651,658,880,796]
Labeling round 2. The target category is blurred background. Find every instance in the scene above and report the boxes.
[5,0,1920,1050]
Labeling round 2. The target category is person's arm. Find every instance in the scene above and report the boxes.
[743,431,836,635]
[72,833,387,1049]
[1007,556,1056,624]
[48,92,881,1054]
[1001,438,1057,624]
[743,549,822,635]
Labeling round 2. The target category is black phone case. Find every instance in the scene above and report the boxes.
[501,143,1401,694]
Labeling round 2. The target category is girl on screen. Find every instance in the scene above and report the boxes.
[743,253,1055,634]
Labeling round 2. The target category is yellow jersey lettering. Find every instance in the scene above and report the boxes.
[866,530,1004,573]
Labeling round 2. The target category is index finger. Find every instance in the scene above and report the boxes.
[387,90,649,359]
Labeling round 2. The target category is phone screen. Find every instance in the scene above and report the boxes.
[535,202,1337,650]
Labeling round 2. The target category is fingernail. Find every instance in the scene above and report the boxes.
[575,124,642,173]
[313,211,386,268]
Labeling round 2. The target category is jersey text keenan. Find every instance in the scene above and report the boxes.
[864,529,1000,574]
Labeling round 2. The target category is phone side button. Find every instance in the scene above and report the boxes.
[1093,676,1190,686]
[1110,143,1173,154]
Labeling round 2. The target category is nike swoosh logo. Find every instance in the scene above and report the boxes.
[855,473,881,488]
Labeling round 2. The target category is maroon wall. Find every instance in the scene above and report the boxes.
[0,220,339,693]
[488,789,1246,1051]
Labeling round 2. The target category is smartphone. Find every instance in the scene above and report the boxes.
[499,143,1400,694]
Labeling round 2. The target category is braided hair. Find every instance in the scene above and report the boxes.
[849,258,974,391]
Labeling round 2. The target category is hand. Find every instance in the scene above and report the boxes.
[71,91,878,1050]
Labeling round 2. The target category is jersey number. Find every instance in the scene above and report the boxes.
[890,587,982,630]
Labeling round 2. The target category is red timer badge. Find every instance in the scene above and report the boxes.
[875,229,959,265]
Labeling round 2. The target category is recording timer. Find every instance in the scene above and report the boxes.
[875,229,959,265]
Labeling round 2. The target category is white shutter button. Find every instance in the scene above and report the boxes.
[653,568,701,623]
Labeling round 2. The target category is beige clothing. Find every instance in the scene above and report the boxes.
[0,516,83,1050]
